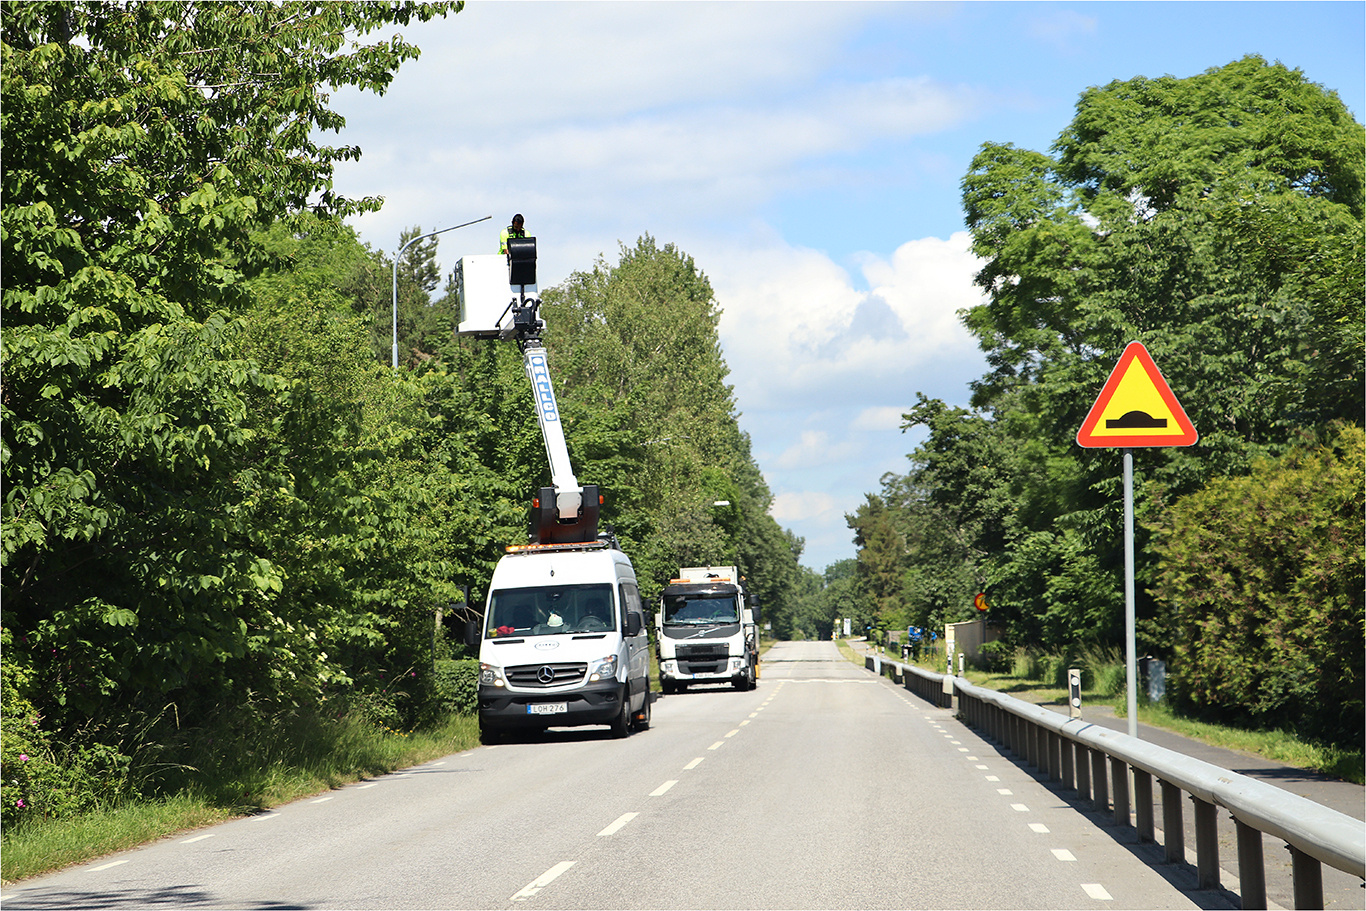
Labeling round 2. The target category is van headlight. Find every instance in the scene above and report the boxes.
[589,655,619,682]
[480,663,506,687]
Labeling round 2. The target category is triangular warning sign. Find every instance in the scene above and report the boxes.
[1077,342,1197,448]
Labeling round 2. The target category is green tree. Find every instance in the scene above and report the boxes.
[950,56,1362,649]
[2,1,458,730]
[862,56,1362,665]
[542,236,800,608]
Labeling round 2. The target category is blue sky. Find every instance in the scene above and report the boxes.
[329,1,1365,572]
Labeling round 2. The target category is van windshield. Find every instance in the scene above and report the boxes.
[486,584,615,637]
[662,593,739,625]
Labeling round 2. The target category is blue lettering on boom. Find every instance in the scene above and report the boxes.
[529,353,559,423]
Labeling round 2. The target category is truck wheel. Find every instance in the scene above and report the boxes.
[661,679,677,696]
[610,687,632,738]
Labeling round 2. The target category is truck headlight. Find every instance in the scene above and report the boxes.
[662,660,676,674]
[480,663,506,687]
[731,658,745,672]
[589,655,618,682]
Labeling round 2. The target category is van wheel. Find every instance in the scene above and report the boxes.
[479,718,505,745]
[633,689,652,731]
[610,687,632,738]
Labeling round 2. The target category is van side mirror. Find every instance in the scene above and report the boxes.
[464,619,482,649]
[625,611,643,637]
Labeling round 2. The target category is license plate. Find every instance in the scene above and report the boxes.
[528,702,568,715]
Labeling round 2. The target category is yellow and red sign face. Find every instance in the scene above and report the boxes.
[1076,342,1197,448]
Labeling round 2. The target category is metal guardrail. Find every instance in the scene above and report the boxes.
[865,654,1365,910]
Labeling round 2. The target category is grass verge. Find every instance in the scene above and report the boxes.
[1,713,480,884]
[847,640,1364,785]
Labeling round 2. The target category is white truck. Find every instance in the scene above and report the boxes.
[656,566,758,693]
[459,236,651,741]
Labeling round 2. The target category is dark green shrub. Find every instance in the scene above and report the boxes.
[431,660,478,717]
[1150,425,1364,747]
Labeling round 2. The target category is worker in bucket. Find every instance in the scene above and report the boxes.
[499,214,525,254]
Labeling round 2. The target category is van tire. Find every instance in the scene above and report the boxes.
[633,689,652,731]
[610,686,632,738]
[479,717,505,745]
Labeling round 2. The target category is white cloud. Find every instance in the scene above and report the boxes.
[769,490,840,524]
[851,406,908,432]
[709,231,987,414]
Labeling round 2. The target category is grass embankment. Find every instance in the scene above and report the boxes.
[850,641,1364,785]
[1,714,480,884]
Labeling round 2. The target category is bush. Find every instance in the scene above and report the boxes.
[1150,426,1365,747]
[431,660,478,717]
[1,632,139,828]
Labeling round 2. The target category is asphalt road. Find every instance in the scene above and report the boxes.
[5,640,1223,910]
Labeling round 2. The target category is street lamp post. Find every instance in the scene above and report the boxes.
[391,216,492,369]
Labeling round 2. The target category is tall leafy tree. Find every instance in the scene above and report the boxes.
[863,57,1362,670]
[2,1,459,727]
[541,236,801,610]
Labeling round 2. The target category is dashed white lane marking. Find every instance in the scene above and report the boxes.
[1029,823,1050,833]
[250,813,280,822]
[650,780,678,797]
[966,755,979,760]
[310,796,334,804]
[986,775,1000,781]
[1082,883,1113,900]
[724,729,740,738]
[684,757,704,770]
[355,783,377,790]
[997,789,1014,795]
[1011,803,1030,812]
[512,861,576,901]
[181,833,215,844]
[975,764,990,770]
[90,860,128,872]
[708,741,725,750]
[739,720,751,726]
[597,812,638,836]
[1051,848,1077,861]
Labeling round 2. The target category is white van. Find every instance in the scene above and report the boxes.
[471,540,651,741]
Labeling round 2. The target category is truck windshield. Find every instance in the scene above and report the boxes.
[485,583,615,638]
[662,593,738,625]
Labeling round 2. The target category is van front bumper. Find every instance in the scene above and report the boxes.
[478,679,624,728]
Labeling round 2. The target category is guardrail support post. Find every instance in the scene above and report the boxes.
[1060,736,1075,791]
[1111,757,1130,828]
[1133,768,1154,842]
[1289,845,1323,911]
[1090,748,1109,813]
[1234,817,1266,910]
[1193,796,1220,889]
[1047,731,1061,782]
[1161,780,1184,864]
[1076,742,1092,801]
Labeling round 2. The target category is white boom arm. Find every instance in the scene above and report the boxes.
[523,342,582,520]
